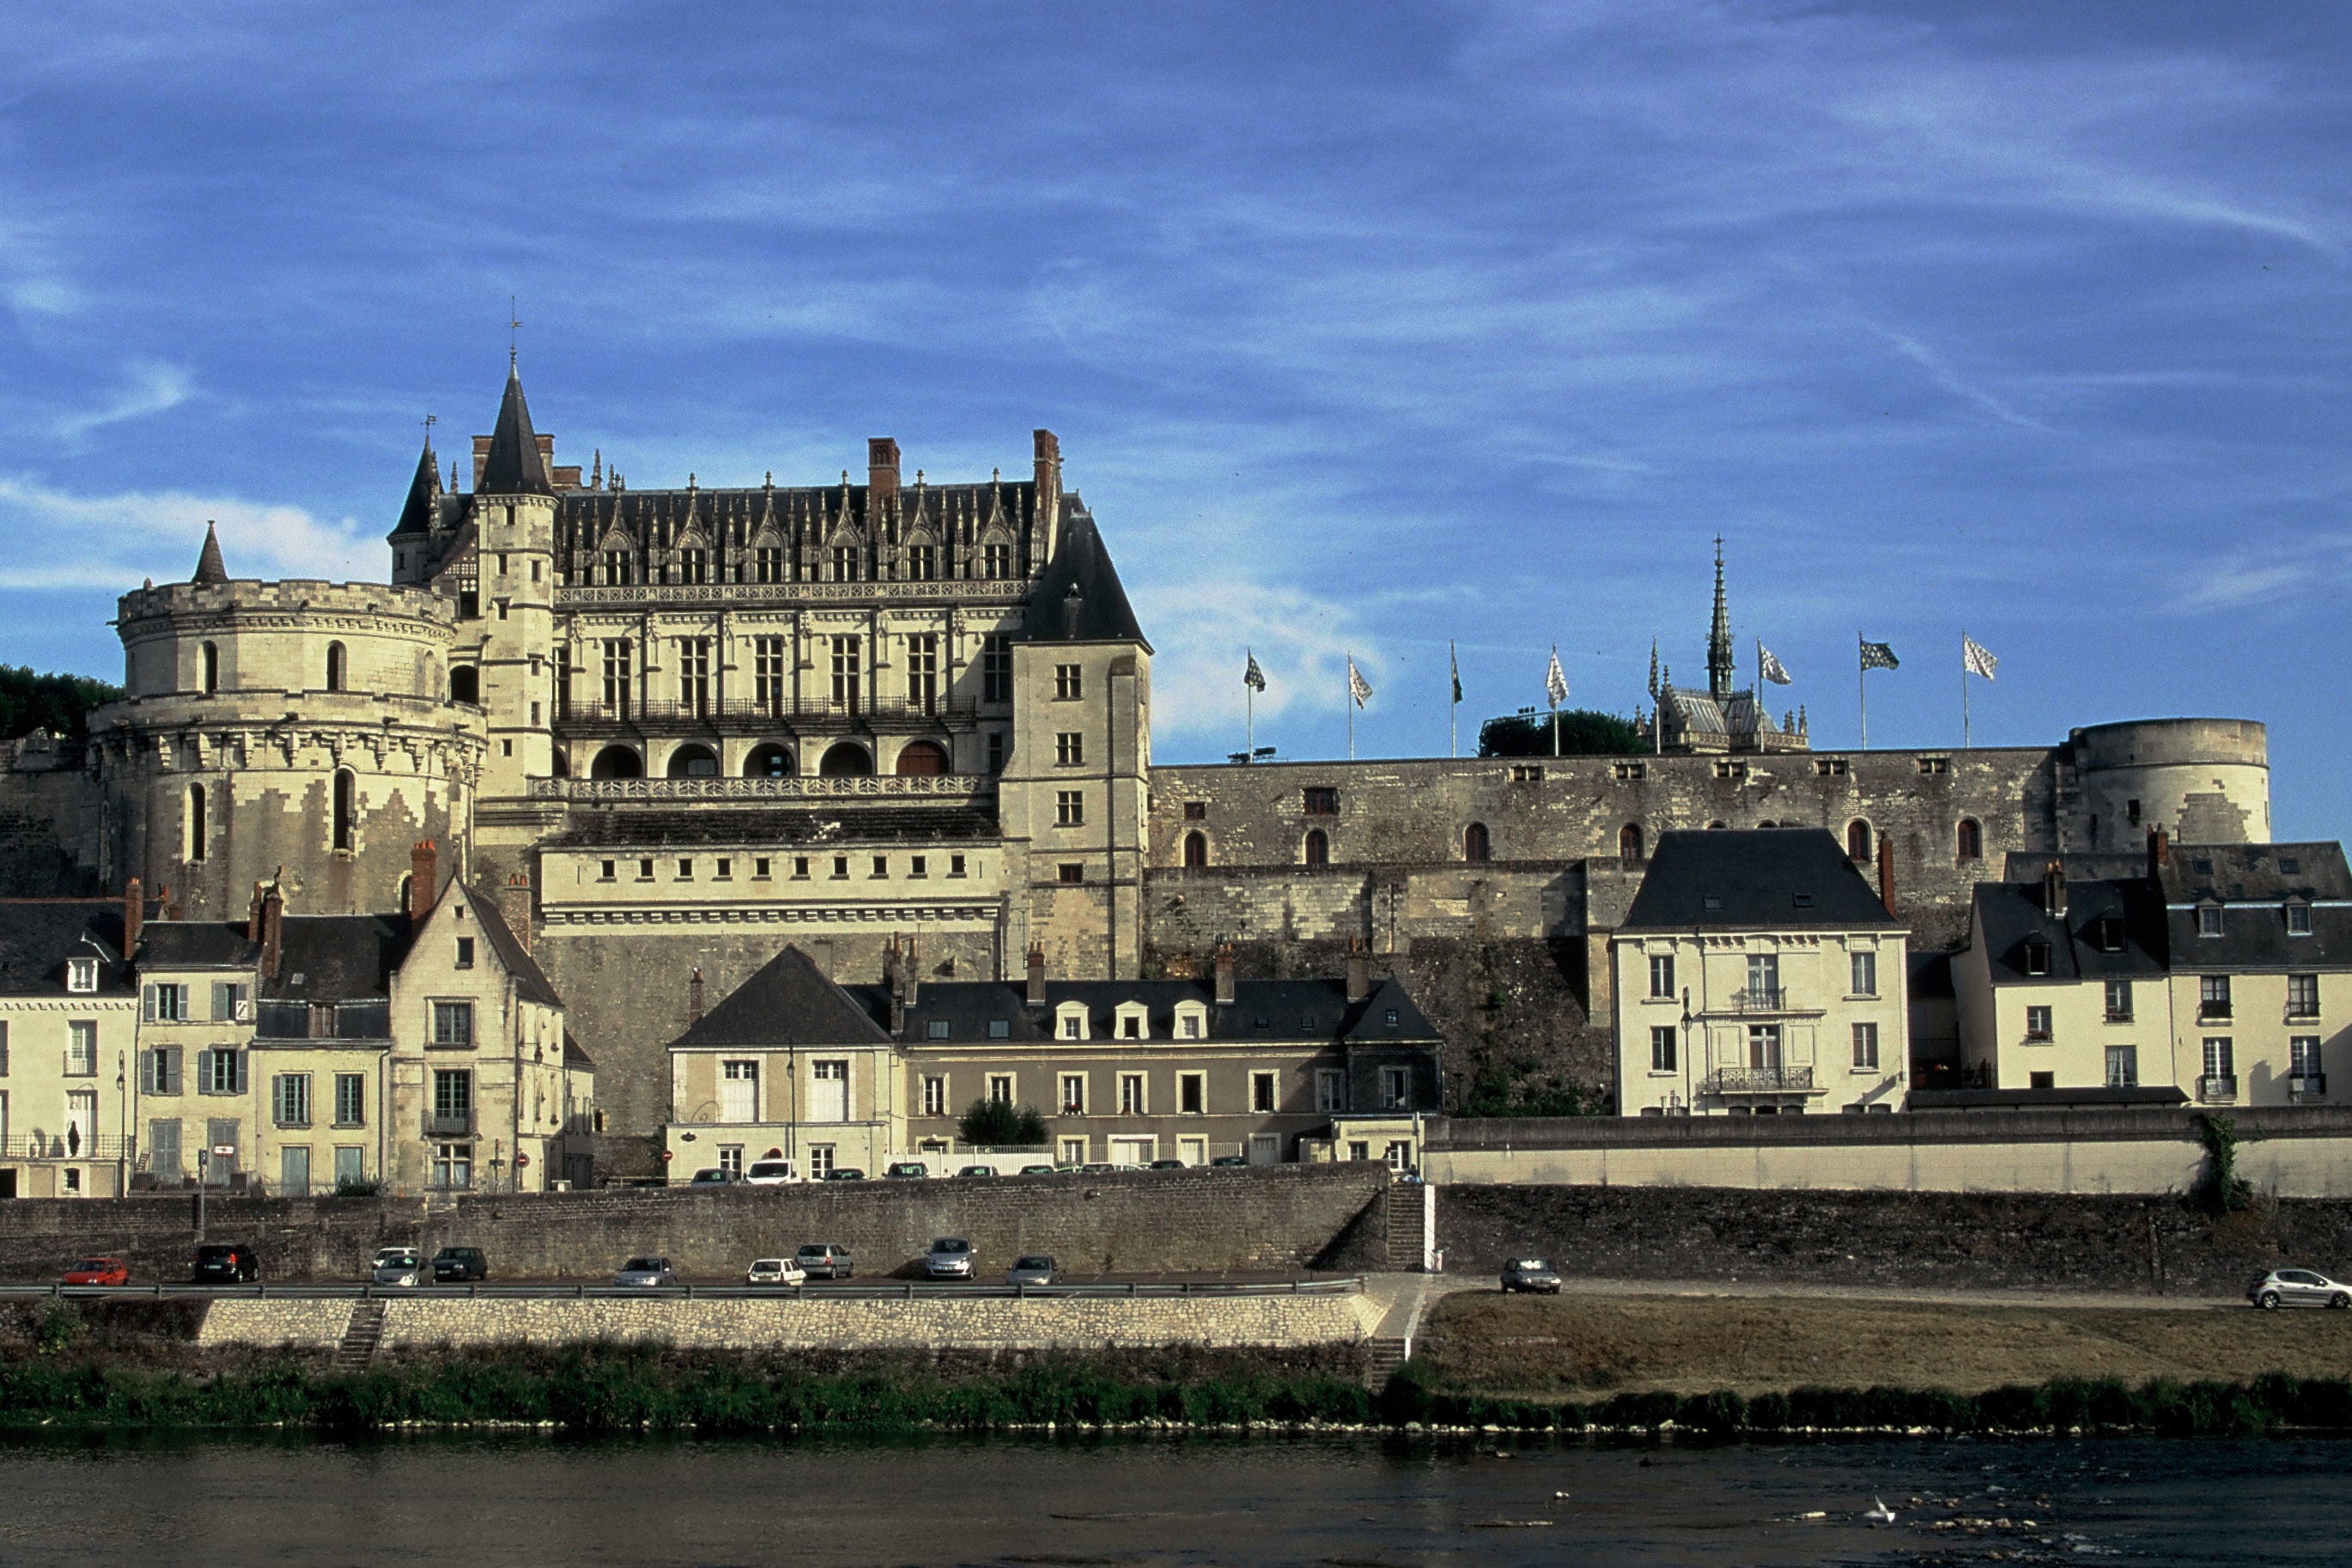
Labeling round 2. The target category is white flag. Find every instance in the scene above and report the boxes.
[1759,645,1792,685]
[1963,635,1998,680]
[1544,649,1569,707]
[1347,658,1373,708]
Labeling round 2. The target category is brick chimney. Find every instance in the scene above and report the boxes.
[1876,838,1898,921]
[1033,428,1061,508]
[247,880,266,939]
[2043,860,2067,919]
[867,437,900,509]
[2148,825,2171,878]
[884,936,906,1033]
[1025,943,1046,1006]
[410,840,439,933]
[499,870,533,956]
[687,966,705,1027]
[1213,942,1237,1006]
[1346,936,1371,1003]
[122,876,143,962]
[260,883,284,981]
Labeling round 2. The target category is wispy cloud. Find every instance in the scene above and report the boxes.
[0,478,368,591]
[49,362,193,441]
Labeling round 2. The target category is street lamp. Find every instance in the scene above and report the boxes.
[115,1051,127,1201]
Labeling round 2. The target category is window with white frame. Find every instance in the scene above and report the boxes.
[273,1073,312,1128]
[2198,903,2224,937]
[922,1076,946,1116]
[987,1073,1014,1104]
[2024,1006,2052,1040]
[1055,732,1084,766]
[66,1020,97,1076]
[806,1144,836,1179]
[2105,979,2133,1022]
[1379,1067,1411,1109]
[1117,1073,1146,1115]
[2288,901,2312,936]
[2291,1036,2324,1080]
[66,957,97,994]
[334,1073,365,1127]
[2200,975,2232,1018]
[1850,951,1877,997]
[432,1000,474,1046]
[1177,1073,1206,1115]
[2288,973,2320,1018]
[1647,953,1674,1000]
[1056,790,1085,826]
[2202,1037,2234,1080]
[1060,1074,1086,1115]
[145,982,188,1022]
[1851,1022,1880,1070]
[1651,1025,1676,1073]
[720,1061,759,1123]
[1176,1006,1205,1040]
[1251,1071,1277,1112]
[1057,1004,1087,1041]
[2106,1045,2138,1087]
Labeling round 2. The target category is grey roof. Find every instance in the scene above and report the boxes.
[459,884,562,1008]
[0,900,140,996]
[562,1030,594,1068]
[671,944,896,1049]
[858,974,1441,1047]
[191,522,228,586]
[2155,841,2352,971]
[263,915,413,1003]
[1619,829,1899,933]
[390,441,441,538]
[477,368,553,496]
[1968,876,2169,984]
[136,921,257,970]
[1021,507,1150,649]
[548,805,999,851]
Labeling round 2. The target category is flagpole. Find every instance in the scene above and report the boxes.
[1346,652,1355,762]
[1549,644,1560,757]
[1246,647,1255,760]
[1449,639,1458,759]
[1961,629,1969,751]
[1857,632,1868,751]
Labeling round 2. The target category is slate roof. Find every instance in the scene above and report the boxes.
[547,805,1000,850]
[459,884,563,1008]
[0,900,140,997]
[670,944,896,1049]
[1967,876,2169,985]
[263,915,413,1003]
[2154,841,2352,971]
[1021,507,1150,649]
[562,1030,594,1068]
[477,368,553,496]
[191,522,228,586]
[1619,829,1899,933]
[135,921,257,970]
[867,974,1439,1047]
[390,441,442,538]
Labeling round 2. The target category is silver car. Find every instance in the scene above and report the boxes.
[1006,1255,1061,1285]
[2249,1267,2351,1310]
[370,1247,422,1287]
[926,1237,975,1279]
[613,1255,677,1287]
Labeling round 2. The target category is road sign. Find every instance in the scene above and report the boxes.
[210,1146,236,1158]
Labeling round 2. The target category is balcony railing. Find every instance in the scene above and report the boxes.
[2198,1002,2233,1022]
[2197,1074,2239,1104]
[530,773,996,804]
[424,1109,475,1138]
[1705,1065,1817,1095]
[557,695,985,732]
[1728,988,1786,1012]
[2286,1005,2321,1022]
[0,1134,131,1159]
[2105,1009,2133,1024]
[556,580,1029,608]
[2290,1073,2328,1100]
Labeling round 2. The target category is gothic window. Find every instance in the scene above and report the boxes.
[1956,817,1983,860]
[981,635,1012,703]
[1184,831,1208,868]
[907,634,939,714]
[325,641,345,692]
[331,769,356,853]
[1620,824,1644,862]
[679,548,708,585]
[599,640,632,718]
[677,638,711,716]
[754,636,787,717]
[908,542,937,581]
[831,544,860,582]
[1304,829,1329,868]
[756,546,784,583]
[1847,820,1873,862]
[1463,823,1491,862]
[602,549,630,586]
[983,539,1011,580]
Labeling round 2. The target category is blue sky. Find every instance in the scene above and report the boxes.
[3,3,2349,835]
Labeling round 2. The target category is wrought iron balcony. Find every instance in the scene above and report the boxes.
[0,1133,131,1159]
[1705,1065,1817,1095]
[530,772,996,804]
[2197,1002,2233,1022]
[2290,1073,2328,1101]
[424,1109,475,1138]
[2197,1075,2239,1104]
[1728,988,1786,1012]
[556,694,984,734]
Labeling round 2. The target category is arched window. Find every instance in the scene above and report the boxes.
[331,769,356,852]
[744,743,794,778]
[186,783,207,862]
[1463,823,1491,862]
[1707,821,1728,830]
[1183,830,1208,868]
[1755,820,1777,830]
[665,744,719,779]
[895,740,950,776]
[325,641,345,692]
[449,666,479,705]
[1619,824,1644,863]
[200,642,219,695]
[551,749,570,778]
[1956,817,1983,860]
[1847,820,1874,862]
[1304,829,1329,868]
[819,741,874,778]
[589,744,643,780]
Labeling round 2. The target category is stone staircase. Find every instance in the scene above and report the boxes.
[1384,1178,1428,1271]
[1363,1335,1409,1389]
[333,1298,387,1370]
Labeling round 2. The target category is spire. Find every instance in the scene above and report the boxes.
[391,438,441,537]
[1706,535,1733,702]
[191,521,228,585]
[477,366,553,496]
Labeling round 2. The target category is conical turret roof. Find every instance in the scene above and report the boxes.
[477,367,552,496]
[191,522,228,585]
[390,440,441,537]
[1021,507,1151,650]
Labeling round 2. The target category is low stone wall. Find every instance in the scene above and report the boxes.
[1436,1182,2352,1297]
[0,1163,1403,1283]
[196,1289,1383,1352]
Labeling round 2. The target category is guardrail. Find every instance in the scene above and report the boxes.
[0,1278,1361,1303]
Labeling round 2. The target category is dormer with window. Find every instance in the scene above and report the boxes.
[66,957,99,994]
[1112,1000,1150,1041]
[2093,916,2126,953]
[1173,1000,1208,1041]
[2287,899,2313,937]
[1054,1000,1090,1042]
[2021,939,2051,977]
[2197,902,2224,938]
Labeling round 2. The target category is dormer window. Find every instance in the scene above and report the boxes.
[1174,1002,1206,1040]
[2288,901,2313,937]
[2022,940,2052,976]
[1055,1001,1089,1042]
[66,957,97,994]
[2198,903,2224,938]
[2094,917,2125,953]
[1114,1003,1148,1040]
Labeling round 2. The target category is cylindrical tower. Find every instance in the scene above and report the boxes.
[89,556,485,917]
[2064,717,2270,850]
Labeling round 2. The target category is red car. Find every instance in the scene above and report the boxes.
[62,1255,129,1286]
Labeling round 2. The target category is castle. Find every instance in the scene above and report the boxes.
[15,366,2273,1169]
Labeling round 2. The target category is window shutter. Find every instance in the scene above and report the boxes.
[142,985,155,1022]
[213,982,233,1021]
[164,1048,182,1095]
[234,1051,248,1095]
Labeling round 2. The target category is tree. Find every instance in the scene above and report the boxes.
[958,1097,1047,1147]
[1477,708,1644,758]
[0,665,121,741]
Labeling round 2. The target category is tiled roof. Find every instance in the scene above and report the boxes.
[459,884,562,1008]
[2156,841,2352,970]
[671,944,895,1049]
[263,915,413,1003]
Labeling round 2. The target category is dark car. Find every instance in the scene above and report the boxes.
[432,1246,489,1282]
[884,1161,930,1180]
[795,1243,854,1279]
[192,1243,259,1284]
[688,1167,741,1185]
[823,1167,866,1182]
[1500,1257,1562,1294]
[1148,1158,1188,1170]
[955,1164,998,1178]
[1209,1155,1249,1168]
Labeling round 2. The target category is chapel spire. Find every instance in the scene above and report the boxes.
[1706,535,1733,702]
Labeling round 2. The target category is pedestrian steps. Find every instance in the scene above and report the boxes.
[1384,1180,1428,1271]
[1363,1335,1409,1389]
[334,1298,387,1370]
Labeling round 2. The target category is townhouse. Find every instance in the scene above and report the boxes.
[0,896,144,1196]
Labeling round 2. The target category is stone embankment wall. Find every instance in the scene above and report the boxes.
[0,1163,1401,1283]
[198,1288,1383,1352]
[1435,1182,2352,1298]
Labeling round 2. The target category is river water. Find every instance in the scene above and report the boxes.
[0,1432,2342,1566]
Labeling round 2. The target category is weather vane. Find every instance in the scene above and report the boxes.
[508,295,523,366]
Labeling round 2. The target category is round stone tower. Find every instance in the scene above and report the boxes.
[88,526,486,916]
[2063,717,2270,850]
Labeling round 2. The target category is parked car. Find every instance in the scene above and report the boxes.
[1209,1155,1249,1168]
[433,1246,489,1282]
[613,1256,677,1287]
[370,1247,423,1287]
[1018,1164,1059,1176]
[1500,1257,1562,1294]
[1148,1158,1188,1170]
[1079,1162,1121,1175]
[926,1237,975,1279]
[1006,1255,1061,1285]
[2248,1267,2352,1310]
[884,1161,930,1180]
[955,1164,997,1179]
[63,1255,128,1286]
[745,1257,807,1286]
[192,1243,259,1284]
[688,1167,740,1185]
[744,1158,802,1184]
[795,1243,854,1279]
[823,1167,866,1182]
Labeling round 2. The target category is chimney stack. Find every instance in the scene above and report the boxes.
[2148,824,2171,877]
[1025,944,1047,1006]
[500,870,533,955]
[410,840,439,933]
[247,880,265,939]
[122,876,143,962]
[260,883,284,981]
[1033,428,1061,510]
[884,937,907,1033]
[687,966,705,1027]
[1346,936,1371,1003]
[1213,942,1237,1006]
[2043,860,2068,920]
[1876,837,1898,921]
[867,437,900,509]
